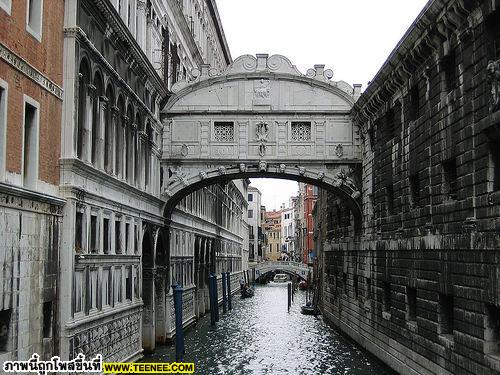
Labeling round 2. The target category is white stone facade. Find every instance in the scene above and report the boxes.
[247,186,262,262]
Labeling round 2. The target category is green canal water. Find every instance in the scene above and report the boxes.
[146,283,396,375]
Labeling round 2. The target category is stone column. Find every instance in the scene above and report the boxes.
[97,96,107,170]
[121,115,129,180]
[136,0,146,50]
[111,106,119,177]
[131,124,137,185]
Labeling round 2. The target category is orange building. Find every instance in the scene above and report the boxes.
[264,210,281,261]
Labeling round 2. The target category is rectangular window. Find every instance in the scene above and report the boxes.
[102,268,110,307]
[133,266,139,299]
[74,271,84,314]
[409,86,419,121]
[442,51,457,93]
[442,158,458,200]
[42,301,52,338]
[248,209,253,219]
[409,173,420,207]
[75,211,84,253]
[115,219,122,254]
[23,98,39,189]
[291,122,312,141]
[406,286,417,322]
[90,215,98,254]
[26,0,43,41]
[0,82,7,182]
[485,304,500,355]
[0,309,11,351]
[385,185,394,215]
[90,269,98,310]
[0,0,12,15]
[343,272,347,294]
[439,294,454,336]
[354,274,359,299]
[115,267,123,303]
[213,122,234,141]
[126,266,132,301]
[103,218,110,254]
[125,222,130,253]
[383,281,391,312]
[488,141,500,192]
[248,194,253,202]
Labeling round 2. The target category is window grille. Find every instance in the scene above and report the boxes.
[291,122,312,141]
[214,122,234,141]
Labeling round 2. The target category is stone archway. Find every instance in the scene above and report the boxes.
[160,54,363,233]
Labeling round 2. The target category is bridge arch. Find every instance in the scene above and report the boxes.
[160,54,363,233]
[253,261,313,282]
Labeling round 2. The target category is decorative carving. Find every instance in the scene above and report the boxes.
[180,144,189,157]
[334,168,360,196]
[279,164,286,173]
[172,166,188,186]
[298,166,306,176]
[259,161,267,172]
[256,122,270,157]
[217,165,226,175]
[487,60,500,113]
[239,163,246,173]
[254,79,270,99]
[335,144,344,158]
[199,171,207,180]
[317,171,325,181]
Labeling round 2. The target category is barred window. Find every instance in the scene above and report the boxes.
[291,122,312,141]
[214,122,234,141]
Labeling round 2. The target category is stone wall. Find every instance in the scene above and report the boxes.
[316,0,500,374]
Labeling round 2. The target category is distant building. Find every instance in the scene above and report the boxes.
[264,210,281,261]
[295,183,318,264]
[280,197,297,260]
[260,205,267,259]
[247,186,262,262]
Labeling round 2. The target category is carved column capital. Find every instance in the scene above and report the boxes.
[87,84,97,97]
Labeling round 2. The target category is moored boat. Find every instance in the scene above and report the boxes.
[241,285,254,298]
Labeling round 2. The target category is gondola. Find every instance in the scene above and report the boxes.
[300,302,316,315]
[240,285,254,298]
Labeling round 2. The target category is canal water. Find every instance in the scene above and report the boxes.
[147,283,395,375]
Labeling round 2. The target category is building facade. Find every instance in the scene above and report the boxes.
[264,210,281,262]
[315,0,500,374]
[58,0,241,361]
[0,0,65,363]
[247,186,262,262]
[295,183,318,264]
[280,198,297,260]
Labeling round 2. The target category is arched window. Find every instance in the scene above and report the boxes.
[104,84,115,174]
[144,121,152,189]
[115,95,125,178]
[77,59,91,159]
[125,104,133,182]
[91,71,103,166]
[134,113,141,185]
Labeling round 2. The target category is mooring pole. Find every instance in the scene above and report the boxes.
[208,274,216,326]
[172,284,185,361]
[227,271,232,310]
[214,274,220,322]
[222,272,227,313]
[288,282,292,312]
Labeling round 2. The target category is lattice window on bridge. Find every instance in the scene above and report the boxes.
[213,121,234,141]
[291,122,312,141]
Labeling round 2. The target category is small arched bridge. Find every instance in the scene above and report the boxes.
[252,261,312,281]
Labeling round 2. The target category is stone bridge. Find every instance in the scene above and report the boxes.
[252,261,312,281]
[160,54,363,231]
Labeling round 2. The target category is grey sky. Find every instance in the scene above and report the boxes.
[216,0,430,210]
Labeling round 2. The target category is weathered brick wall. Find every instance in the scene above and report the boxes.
[316,1,500,374]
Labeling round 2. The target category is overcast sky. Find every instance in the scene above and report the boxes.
[216,0,430,210]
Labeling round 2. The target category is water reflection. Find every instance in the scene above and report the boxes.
[148,283,395,375]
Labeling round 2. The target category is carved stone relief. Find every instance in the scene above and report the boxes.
[256,122,270,157]
[487,60,500,113]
